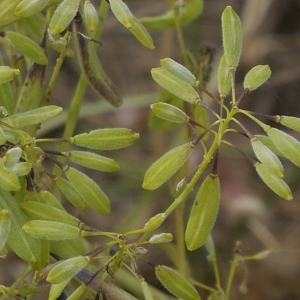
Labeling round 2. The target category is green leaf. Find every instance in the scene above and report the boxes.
[0,209,11,251]
[143,142,195,190]
[221,6,242,68]
[73,128,139,150]
[155,265,200,300]
[65,167,111,215]
[5,31,48,65]
[185,174,220,251]
[14,0,50,18]
[0,159,20,191]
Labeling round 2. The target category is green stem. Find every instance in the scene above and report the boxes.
[225,254,241,299]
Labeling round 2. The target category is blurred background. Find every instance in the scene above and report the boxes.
[2,0,300,299]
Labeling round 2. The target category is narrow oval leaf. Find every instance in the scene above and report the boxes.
[0,209,11,250]
[255,163,292,200]
[151,67,200,104]
[84,0,98,32]
[185,174,220,251]
[221,6,242,68]
[66,150,120,172]
[143,142,195,190]
[14,0,50,18]
[155,265,200,300]
[50,0,80,34]
[55,177,88,210]
[243,65,271,91]
[110,0,134,29]
[279,116,300,132]
[0,66,20,84]
[218,54,231,98]
[2,105,62,128]
[160,58,196,86]
[47,256,90,284]
[150,102,189,123]
[73,128,139,150]
[23,220,81,240]
[266,127,300,167]
[5,31,48,65]
[65,167,111,215]
[0,159,20,191]
[251,138,284,178]
[21,201,81,227]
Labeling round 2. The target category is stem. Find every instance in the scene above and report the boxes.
[225,254,242,299]
[230,68,237,106]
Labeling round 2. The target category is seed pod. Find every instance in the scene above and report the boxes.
[243,65,271,91]
[160,58,197,86]
[143,213,165,232]
[65,167,111,215]
[185,174,220,251]
[149,233,173,244]
[47,255,90,284]
[151,67,201,104]
[221,6,242,68]
[83,0,98,32]
[4,31,48,65]
[0,209,11,251]
[74,14,123,107]
[55,177,88,211]
[140,279,154,300]
[218,54,231,98]
[255,134,284,157]
[2,105,62,128]
[279,116,300,132]
[22,220,81,240]
[21,201,81,227]
[66,284,87,300]
[151,102,189,123]
[140,0,203,30]
[73,128,139,150]
[49,279,70,300]
[0,159,20,191]
[251,137,284,178]
[14,0,50,18]
[3,147,22,168]
[110,0,134,29]
[49,0,80,35]
[129,17,155,49]
[65,151,120,172]
[266,127,300,167]
[0,187,43,264]
[39,190,65,211]
[0,66,20,84]
[255,163,292,200]
[143,142,195,190]
[155,265,200,300]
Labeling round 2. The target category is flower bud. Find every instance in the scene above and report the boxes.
[155,265,200,300]
[143,142,195,190]
[243,65,271,91]
[151,67,201,105]
[150,102,189,123]
[49,279,70,300]
[65,167,111,215]
[22,220,81,240]
[47,256,90,284]
[39,190,65,211]
[149,233,173,244]
[185,174,220,251]
[10,161,32,177]
[73,128,139,150]
[160,58,197,86]
[109,0,134,29]
[0,66,20,84]
[3,147,22,168]
[84,0,98,32]
[143,213,165,232]
[255,163,292,200]
[221,6,242,68]
[279,116,300,132]
[49,0,80,35]
[4,31,48,65]
[255,134,284,157]
[14,0,50,18]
